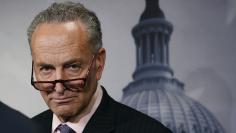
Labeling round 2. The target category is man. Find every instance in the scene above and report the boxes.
[0,101,41,133]
[28,2,172,133]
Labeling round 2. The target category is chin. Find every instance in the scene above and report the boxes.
[52,104,84,121]
[54,104,75,114]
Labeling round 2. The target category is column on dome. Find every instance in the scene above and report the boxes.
[142,34,147,64]
[165,34,170,65]
[137,36,143,67]
[159,32,164,64]
[146,33,151,64]
[160,33,166,64]
[154,32,159,63]
[150,32,155,63]
[136,37,139,66]
[166,41,169,65]
[161,33,166,64]
[139,35,144,66]
[162,32,170,65]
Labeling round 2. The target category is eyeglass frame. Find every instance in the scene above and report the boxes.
[31,54,97,92]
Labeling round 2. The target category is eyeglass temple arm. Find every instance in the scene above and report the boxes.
[31,61,34,84]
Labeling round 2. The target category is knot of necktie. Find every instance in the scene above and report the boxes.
[57,124,76,133]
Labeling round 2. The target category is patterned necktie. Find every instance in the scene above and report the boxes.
[57,124,76,133]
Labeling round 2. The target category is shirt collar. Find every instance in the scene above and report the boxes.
[52,83,103,133]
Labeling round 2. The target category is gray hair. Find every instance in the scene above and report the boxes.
[27,1,102,53]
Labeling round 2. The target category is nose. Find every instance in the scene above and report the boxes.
[54,69,65,93]
[54,82,65,93]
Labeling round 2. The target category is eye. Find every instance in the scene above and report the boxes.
[39,65,53,75]
[66,63,82,71]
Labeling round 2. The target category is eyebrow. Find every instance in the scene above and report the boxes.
[34,58,84,67]
[36,63,54,68]
[63,58,85,67]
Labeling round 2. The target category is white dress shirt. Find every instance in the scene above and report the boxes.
[52,84,103,133]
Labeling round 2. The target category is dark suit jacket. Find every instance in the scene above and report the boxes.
[32,87,172,133]
[0,101,41,133]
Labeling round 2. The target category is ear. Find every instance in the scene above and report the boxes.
[95,48,106,80]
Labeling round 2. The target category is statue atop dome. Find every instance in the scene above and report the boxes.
[140,0,165,21]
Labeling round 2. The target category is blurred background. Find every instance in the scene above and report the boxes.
[0,0,235,132]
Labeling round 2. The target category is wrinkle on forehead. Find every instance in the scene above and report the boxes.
[32,43,87,66]
[31,21,91,55]
[33,43,81,55]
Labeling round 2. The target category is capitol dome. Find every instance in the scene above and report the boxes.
[122,77,225,132]
[121,0,225,132]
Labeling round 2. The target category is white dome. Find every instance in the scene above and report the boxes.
[122,77,225,133]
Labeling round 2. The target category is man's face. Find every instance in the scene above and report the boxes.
[31,21,105,122]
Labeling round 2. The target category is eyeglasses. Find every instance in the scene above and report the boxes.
[31,55,96,92]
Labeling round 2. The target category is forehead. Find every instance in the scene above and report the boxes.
[32,21,90,49]
[31,21,92,63]
[31,21,92,59]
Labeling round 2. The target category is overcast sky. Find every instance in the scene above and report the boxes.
[0,0,235,132]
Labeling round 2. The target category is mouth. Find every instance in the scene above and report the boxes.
[52,96,76,104]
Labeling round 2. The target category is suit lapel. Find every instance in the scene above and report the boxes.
[83,87,115,133]
[32,110,53,133]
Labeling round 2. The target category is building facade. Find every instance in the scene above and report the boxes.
[121,0,225,132]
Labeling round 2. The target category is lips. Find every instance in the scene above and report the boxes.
[52,96,75,104]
